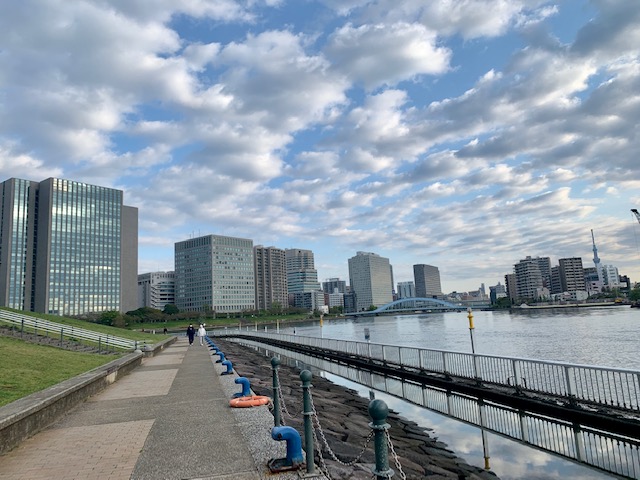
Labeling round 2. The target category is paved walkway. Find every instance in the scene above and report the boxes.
[0,337,298,480]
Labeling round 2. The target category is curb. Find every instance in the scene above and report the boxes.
[0,336,177,455]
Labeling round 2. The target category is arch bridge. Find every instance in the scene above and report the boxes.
[351,297,466,316]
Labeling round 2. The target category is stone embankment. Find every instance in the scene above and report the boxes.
[215,338,499,480]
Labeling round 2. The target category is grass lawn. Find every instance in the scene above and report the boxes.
[0,336,117,407]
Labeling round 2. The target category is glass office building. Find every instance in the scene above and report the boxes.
[0,177,138,316]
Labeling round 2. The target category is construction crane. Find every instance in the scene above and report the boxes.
[632,209,640,225]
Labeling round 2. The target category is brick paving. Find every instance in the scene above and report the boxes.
[0,337,280,480]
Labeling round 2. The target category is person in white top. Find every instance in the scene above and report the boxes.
[197,323,207,345]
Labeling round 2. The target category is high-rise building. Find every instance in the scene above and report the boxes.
[348,252,392,311]
[322,278,346,294]
[504,273,517,304]
[558,257,585,293]
[550,266,562,294]
[175,234,255,313]
[514,256,544,301]
[254,245,288,311]
[397,281,415,299]
[489,282,507,304]
[285,248,321,307]
[0,177,138,316]
[413,264,442,298]
[138,272,175,310]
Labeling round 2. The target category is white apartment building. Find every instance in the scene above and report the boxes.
[138,272,175,310]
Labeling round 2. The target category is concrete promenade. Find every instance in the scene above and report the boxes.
[0,336,302,480]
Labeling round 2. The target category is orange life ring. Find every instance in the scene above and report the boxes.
[229,395,271,408]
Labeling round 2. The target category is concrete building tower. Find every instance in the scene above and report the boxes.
[514,256,544,301]
[138,272,176,310]
[254,245,288,311]
[0,177,138,316]
[285,248,321,308]
[397,281,415,299]
[413,264,443,298]
[558,257,585,293]
[175,234,255,314]
[322,278,346,294]
[348,252,393,311]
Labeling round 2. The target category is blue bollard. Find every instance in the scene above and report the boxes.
[233,377,251,397]
[221,359,233,375]
[216,352,225,363]
[267,426,303,473]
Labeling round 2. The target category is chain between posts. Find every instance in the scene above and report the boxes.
[385,430,407,480]
[274,365,408,480]
[275,369,294,421]
[308,385,375,474]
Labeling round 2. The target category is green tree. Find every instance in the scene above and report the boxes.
[629,284,640,302]
[163,304,179,315]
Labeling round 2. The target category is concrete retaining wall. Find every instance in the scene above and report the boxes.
[0,336,177,455]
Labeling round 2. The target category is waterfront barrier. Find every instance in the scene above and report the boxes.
[0,309,145,352]
[256,338,640,479]
[213,331,640,414]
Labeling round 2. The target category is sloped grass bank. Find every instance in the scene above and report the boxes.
[0,336,116,407]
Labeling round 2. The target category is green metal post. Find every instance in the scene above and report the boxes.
[271,357,281,427]
[369,399,394,479]
[300,370,315,474]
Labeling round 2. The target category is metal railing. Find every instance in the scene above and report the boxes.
[0,309,144,352]
[211,330,640,412]
[236,338,640,479]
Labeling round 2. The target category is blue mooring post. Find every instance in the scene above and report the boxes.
[234,377,251,397]
[221,359,233,375]
[369,399,394,479]
[300,370,315,474]
[271,357,281,427]
[268,426,304,472]
[216,352,225,363]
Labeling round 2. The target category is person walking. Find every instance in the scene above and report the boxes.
[198,323,207,346]
[186,324,195,346]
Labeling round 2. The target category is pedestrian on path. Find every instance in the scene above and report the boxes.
[186,324,195,345]
[198,323,207,345]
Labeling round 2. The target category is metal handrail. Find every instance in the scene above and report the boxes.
[241,338,640,479]
[0,309,143,351]
[211,330,640,412]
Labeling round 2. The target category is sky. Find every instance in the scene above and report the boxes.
[1,0,640,294]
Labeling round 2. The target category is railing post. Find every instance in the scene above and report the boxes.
[271,357,281,427]
[21,319,24,337]
[300,370,315,474]
[369,399,394,479]
[60,328,64,347]
[98,337,102,352]
[565,366,577,406]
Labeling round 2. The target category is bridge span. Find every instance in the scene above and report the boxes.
[211,330,640,439]
[350,297,467,316]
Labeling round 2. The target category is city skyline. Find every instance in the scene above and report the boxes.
[2,1,639,293]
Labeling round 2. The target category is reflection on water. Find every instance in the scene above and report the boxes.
[233,333,640,479]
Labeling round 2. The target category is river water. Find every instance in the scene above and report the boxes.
[271,306,640,479]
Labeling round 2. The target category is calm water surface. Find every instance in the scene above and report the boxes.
[285,306,640,370]
[272,306,640,479]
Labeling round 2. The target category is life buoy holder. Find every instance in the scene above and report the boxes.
[229,395,271,408]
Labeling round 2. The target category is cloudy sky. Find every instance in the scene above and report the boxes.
[1,0,639,293]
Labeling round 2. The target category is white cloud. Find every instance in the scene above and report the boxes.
[326,22,451,89]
